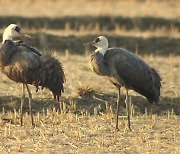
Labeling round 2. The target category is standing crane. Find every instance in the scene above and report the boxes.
[0,24,65,126]
[84,36,161,131]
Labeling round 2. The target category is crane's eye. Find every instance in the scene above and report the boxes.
[14,26,20,33]
[95,37,100,43]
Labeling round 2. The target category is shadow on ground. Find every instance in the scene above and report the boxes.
[69,92,180,116]
[0,92,179,116]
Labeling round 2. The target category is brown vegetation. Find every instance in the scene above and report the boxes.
[0,0,179,19]
[0,54,179,153]
[0,0,179,153]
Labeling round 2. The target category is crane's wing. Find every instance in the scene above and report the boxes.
[1,40,65,100]
[1,40,40,83]
[14,40,42,56]
[0,40,17,66]
[105,48,159,102]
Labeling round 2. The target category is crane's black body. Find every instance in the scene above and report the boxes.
[90,47,161,130]
[90,48,161,103]
[0,40,65,125]
[0,40,65,100]
[14,40,42,56]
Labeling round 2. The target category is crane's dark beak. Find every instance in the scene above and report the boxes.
[18,30,31,39]
[21,32,31,38]
[83,40,96,46]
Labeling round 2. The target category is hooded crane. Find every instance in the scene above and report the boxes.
[0,24,65,126]
[84,36,161,131]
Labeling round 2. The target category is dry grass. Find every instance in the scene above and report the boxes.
[0,0,179,19]
[0,108,179,153]
[22,24,179,38]
[0,53,179,153]
[0,0,179,153]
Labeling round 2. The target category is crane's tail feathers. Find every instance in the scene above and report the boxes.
[150,68,161,103]
[133,68,161,104]
[38,55,65,101]
[143,68,161,104]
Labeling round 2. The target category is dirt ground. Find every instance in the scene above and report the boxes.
[0,54,179,153]
[0,0,179,153]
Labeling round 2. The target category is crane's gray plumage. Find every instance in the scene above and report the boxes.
[91,48,161,103]
[86,36,161,130]
[14,40,42,56]
[0,40,65,100]
[0,24,65,126]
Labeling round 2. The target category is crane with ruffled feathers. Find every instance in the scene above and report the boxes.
[0,24,65,126]
[84,36,161,131]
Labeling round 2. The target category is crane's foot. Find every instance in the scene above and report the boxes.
[31,118,35,128]
[20,121,23,126]
[128,126,132,132]
[20,113,23,126]
[115,127,120,131]
[127,118,132,131]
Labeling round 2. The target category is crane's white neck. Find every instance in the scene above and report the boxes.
[3,34,13,43]
[95,46,108,56]
[2,25,20,43]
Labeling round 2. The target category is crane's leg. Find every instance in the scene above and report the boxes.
[20,84,25,126]
[25,84,34,127]
[116,87,121,130]
[125,89,131,131]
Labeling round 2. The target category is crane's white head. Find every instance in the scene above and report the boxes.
[84,36,108,55]
[2,24,31,43]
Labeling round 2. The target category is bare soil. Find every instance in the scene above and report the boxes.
[0,54,179,153]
